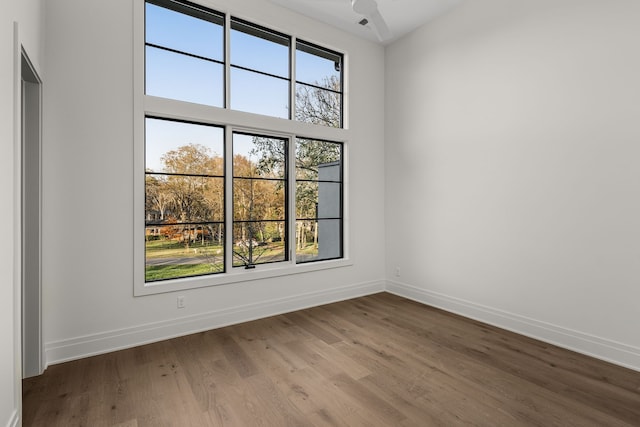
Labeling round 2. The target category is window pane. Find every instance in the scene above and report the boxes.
[145,118,224,175]
[233,178,285,221]
[233,133,286,179]
[146,2,223,61]
[145,223,224,281]
[230,68,289,118]
[233,222,286,267]
[295,41,342,128]
[147,174,224,223]
[145,117,225,282]
[230,21,289,78]
[295,219,341,262]
[296,43,341,90]
[295,83,341,127]
[295,139,342,180]
[146,46,224,107]
[295,138,342,264]
[232,131,288,267]
[296,181,341,219]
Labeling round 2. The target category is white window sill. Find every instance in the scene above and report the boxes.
[134,258,353,296]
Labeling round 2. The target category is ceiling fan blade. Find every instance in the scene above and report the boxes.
[367,8,392,41]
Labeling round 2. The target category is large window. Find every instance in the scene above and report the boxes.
[138,0,348,293]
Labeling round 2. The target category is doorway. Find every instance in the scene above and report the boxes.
[21,50,43,378]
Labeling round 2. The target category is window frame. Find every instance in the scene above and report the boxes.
[295,138,344,264]
[134,0,352,296]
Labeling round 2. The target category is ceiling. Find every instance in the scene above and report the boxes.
[268,0,463,45]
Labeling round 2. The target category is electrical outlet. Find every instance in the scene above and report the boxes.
[395,267,400,277]
[177,296,185,309]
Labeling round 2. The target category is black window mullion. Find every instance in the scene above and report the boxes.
[146,43,225,65]
[230,64,290,82]
[295,80,343,95]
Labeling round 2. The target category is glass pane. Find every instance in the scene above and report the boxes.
[146,46,224,106]
[230,68,289,118]
[233,221,286,267]
[295,83,341,127]
[233,178,285,221]
[296,44,341,90]
[296,181,341,219]
[295,139,342,180]
[233,133,286,179]
[296,219,341,263]
[295,181,317,219]
[147,174,224,223]
[145,223,224,281]
[146,2,223,61]
[230,22,289,78]
[145,118,224,175]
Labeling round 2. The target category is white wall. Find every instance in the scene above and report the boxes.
[386,0,640,370]
[1,0,43,424]
[42,0,386,364]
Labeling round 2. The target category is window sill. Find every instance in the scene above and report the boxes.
[134,258,353,296]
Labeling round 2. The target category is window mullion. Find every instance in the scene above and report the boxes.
[224,13,231,109]
[288,135,297,264]
[290,36,296,122]
[224,125,234,272]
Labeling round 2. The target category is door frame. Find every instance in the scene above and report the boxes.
[21,47,44,378]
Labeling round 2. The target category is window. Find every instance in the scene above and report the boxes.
[295,41,343,127]
[230,19,290,119]
[137,0,349,294]
[145,118,225,281]
[295,139,343,262]
[233,133,288,267]
[145,0,225,106]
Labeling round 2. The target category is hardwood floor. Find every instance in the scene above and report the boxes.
[23,293,640,426]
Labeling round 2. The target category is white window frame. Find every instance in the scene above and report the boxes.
[133,0,351,296]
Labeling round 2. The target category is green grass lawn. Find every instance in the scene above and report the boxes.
[146,238,297,281]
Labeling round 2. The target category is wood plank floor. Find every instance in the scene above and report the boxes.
[23,293,640,426]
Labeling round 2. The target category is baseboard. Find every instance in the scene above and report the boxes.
[45,280,385,366]
[386,280,640,372]
[6,410,19,427]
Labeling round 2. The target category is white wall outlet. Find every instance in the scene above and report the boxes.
[177,296,185,309]
[395,267,400,277]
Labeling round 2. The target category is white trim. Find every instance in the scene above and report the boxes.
[46,280,384,365]
[20,48,45,378]
[5,409,19,427]
[11,21,22,425]
[386,280,640,373]
[44,280,640,373]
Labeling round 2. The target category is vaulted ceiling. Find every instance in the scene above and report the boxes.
[268,0,463,45]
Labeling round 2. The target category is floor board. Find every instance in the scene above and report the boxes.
[22,293,640,426]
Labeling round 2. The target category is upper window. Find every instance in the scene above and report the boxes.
[145,0,225,107]
[295,41,343,128]
[230,19,291,119]
[144,0,343,126]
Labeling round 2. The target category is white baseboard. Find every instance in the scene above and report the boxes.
[6,410,19,427]
[386,280,640,372]
[45,280,385,366]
